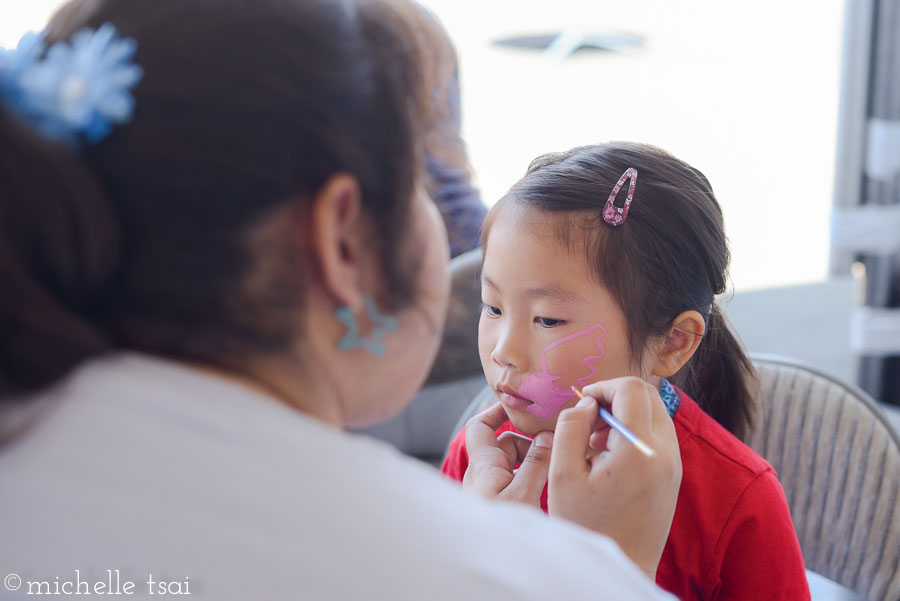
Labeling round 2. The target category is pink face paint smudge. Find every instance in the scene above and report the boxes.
[519,323,606,419]
[518,372,574,418]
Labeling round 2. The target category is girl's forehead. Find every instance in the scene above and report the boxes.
[483,207,598,296]
[487,203,570,246]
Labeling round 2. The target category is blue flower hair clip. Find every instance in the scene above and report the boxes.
[0,23,142,147]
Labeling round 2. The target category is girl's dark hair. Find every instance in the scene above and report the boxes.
[0,0,435,396]
[484,142,756,438]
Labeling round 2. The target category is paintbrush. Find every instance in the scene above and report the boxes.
[571,386,656,458]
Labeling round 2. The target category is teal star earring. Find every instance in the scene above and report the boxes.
[335,294,398,357]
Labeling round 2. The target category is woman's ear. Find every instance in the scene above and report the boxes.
[305,173,368,311]
[651,310,707,378]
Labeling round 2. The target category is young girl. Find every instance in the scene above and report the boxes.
[442,142,810,600]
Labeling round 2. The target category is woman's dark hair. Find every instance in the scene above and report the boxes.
[0,0,436,396]
[483,142,756,438]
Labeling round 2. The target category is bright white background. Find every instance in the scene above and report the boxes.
[419,0,844,292]
[1,0,845,291]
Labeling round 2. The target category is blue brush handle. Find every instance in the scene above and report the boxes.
[598,407,656,457]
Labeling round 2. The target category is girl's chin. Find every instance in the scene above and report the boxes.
[506,411,560,437]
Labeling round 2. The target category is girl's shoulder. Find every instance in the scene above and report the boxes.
[662,388,808,601]
[672,387,773,480]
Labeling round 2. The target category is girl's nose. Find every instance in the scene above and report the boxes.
[491,328,528,372]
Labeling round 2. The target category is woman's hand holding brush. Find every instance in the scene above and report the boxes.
[549,377,683,581]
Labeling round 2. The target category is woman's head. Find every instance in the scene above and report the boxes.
[0,0,450,426]
[479,142,755,437]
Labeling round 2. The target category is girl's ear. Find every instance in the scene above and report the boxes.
[651,310,706,378]
[304,173,368,312]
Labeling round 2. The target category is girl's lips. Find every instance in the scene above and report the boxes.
[498,387,533,412]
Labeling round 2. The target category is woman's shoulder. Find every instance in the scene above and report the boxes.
[0,355,671,601]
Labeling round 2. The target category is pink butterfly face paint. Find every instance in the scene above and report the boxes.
[519,323,606,419]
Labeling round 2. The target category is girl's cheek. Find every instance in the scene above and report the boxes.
[522,324,607,419]
[477,318,499,368]
[540,324,608,389]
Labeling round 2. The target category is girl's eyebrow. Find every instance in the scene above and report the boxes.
[482,275,581,303]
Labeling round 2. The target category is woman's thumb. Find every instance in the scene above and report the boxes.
[501,431,553,506]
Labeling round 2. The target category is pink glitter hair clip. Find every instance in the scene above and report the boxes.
[602,167,638,227]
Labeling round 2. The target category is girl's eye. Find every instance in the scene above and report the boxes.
[482,303,501,317]
[535,316,565,328]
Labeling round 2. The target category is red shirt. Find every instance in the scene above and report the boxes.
[441,388,810,601]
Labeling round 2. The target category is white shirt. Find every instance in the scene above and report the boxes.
[0,354,674,600]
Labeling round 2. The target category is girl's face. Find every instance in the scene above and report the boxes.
[479,206,644,436]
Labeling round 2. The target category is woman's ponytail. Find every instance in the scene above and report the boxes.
[671,304,756,439]
[0,109,119,398]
